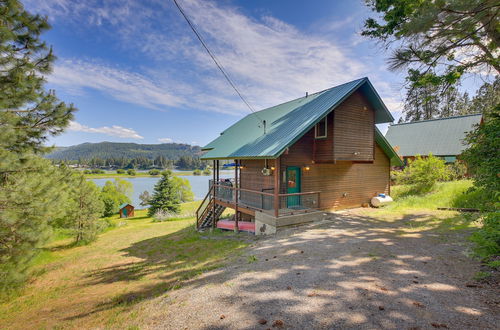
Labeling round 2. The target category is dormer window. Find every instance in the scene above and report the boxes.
[315,117,327,139]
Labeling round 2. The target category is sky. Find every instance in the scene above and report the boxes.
[20,0,479,147]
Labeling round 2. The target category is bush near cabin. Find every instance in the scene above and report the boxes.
[392,154,450,194]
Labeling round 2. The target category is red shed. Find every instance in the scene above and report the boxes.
[119,203,134,218]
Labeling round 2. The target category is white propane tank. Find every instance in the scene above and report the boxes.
[371,194,393,207]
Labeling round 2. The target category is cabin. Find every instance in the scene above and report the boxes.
[385,114,482,165]
[119,203,134,218]
[197,77,403,235]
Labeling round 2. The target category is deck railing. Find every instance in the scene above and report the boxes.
[212,183,320,217]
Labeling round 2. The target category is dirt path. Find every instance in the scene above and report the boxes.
[142,210,499,329]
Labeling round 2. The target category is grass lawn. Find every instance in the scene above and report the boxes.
[357,180,480,235]
[388,179,474,211]
[0,203,246,329]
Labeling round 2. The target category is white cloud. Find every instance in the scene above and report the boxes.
[26,0,403,118]
[68,121,143,139]
[158,137,173,143]
[49,60,182,111]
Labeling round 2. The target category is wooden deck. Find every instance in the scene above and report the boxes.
[216,220,255,233]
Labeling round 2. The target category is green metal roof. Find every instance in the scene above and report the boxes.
[385,114,482,157]
[375,127,404,166]
[202,77,397,161]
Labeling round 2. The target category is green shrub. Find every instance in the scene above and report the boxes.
[202,168,212,175]
[470,212,500,259]
[148,169,160,176]
[116,169,125,174]
[83,169,91,174]
[192,169,202,176]
[447,161,467,181]
[127,169,136,176]
[96,218,117,233]
[461,110,500,195]
[99,180,131,217]
[453,187,496,210]
[394,154,450,194]
[91,169,105,174]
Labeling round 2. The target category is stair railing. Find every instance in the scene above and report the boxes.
[196,184,214,229]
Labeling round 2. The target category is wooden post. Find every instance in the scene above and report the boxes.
[216,160,220,182]
[274,157,280,218]
[212,160,216,230]
[234,159,239,232]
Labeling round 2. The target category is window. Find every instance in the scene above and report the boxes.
[315,117,327,139]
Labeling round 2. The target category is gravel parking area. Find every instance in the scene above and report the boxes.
[143,210,499,329]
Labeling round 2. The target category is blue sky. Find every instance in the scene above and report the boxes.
[21,0,481,147]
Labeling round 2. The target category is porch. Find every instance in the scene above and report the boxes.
[195,159,322,233]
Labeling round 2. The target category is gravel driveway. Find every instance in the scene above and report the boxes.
[143,210,499,329]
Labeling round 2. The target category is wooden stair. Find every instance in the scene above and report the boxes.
[196,185,226,230]
[199,201,226,229]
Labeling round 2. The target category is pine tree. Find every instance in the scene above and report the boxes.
[0,0,76,290]
[470,77,500,118]
[148,171,181,217]
[363,0,499,87]
[402,80,441,122]
[64,174,104,244]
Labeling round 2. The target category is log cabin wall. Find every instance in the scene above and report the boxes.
[333,90,375,161]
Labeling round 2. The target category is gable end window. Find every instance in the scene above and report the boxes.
[315,117,327,139]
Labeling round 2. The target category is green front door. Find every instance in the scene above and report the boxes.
[286,166,301,208]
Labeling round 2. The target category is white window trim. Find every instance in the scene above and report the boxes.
[314,117,327,139]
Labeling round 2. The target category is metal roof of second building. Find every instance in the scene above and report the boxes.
[384,114,482,157]
[202,77,396,161]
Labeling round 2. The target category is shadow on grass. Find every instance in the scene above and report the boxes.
[63,210,494,328]
[64,226,247,321]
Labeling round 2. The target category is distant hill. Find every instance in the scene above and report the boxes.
[46,142,203,161]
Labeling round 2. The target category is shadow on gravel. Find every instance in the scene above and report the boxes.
[189,212,494,329]
[67,211,496,329]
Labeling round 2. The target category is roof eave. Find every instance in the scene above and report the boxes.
[362,78,394,123]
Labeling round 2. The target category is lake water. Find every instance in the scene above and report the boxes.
[90,170,233,207]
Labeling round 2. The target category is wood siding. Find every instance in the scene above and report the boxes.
[239,159,276,209]
[281,145,390,210]
[333,90,375,161]
[313,112,334,162]
[234,90,389,212]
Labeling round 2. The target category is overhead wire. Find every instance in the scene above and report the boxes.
[171,0,266,130]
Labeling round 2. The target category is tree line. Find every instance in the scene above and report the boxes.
[401,76,499,123]
[46,141,202,161]
[52,155,208,170]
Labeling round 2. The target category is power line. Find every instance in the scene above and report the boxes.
[171,0,265,127]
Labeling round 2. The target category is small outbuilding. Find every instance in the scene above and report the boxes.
[119,203,134,218]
